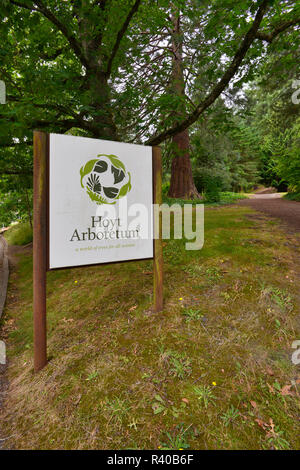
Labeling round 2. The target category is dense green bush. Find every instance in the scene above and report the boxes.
[162,181,170,197]
[194,172,223,202]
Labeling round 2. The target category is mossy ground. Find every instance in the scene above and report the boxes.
[1,206,300,450]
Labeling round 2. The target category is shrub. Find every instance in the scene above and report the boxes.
[194,173,223,202]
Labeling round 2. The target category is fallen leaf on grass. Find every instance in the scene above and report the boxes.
[129,305,137,312]
[182,398,189,404]
[255,418,267,430]
[73,394,82,406]
[280,384,293,396]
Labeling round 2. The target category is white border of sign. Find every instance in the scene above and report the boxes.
[48,134,154,270]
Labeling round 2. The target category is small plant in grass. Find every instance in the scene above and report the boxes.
[152,394,166,415]
[86,371,99,381]
[159,349,192,379]
[221,405,240,426]
[221,291,231,301]
[159,424,193,450]
[183,265,222,284]
[105,397,131,423]
[193,385,216,409]
[205,267,222,283]
[264,427,290,450]
[261,286,293,311]
[183,264,203,279]
[151,394,187,417]
[182,307,204,322]
[169,353,192,379]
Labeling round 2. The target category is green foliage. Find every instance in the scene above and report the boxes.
[0,187,32,227]
[190,107,261,194]
[194,173,222,202]
[0,0,299,216]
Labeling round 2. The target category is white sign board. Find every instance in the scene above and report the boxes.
[49,134,153,269]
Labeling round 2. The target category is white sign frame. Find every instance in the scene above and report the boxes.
[47,133,154,270]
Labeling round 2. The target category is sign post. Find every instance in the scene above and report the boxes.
[152,147,163,313]
[33,131,48,372]
[33,132,163,372]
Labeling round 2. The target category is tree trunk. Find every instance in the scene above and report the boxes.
[167,10,200,199]
[169,129,200,198]
[88,71,118,141]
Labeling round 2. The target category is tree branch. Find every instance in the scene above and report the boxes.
[8,0,37,11]
[40,47,66,61]
[147,0,270,146]
[255,18,300,43]
[106,0,142,76]
[9,0,89,68]
[34,0,90,68]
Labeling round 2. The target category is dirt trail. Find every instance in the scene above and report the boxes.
[239,194,300,233]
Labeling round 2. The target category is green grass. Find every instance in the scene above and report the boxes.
[284,192,300,202]
[1,206,300,450]
[163,191,248,207]
[4,221,33,246]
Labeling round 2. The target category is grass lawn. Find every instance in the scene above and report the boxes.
[1,205,300,450]
[163,191,248,207]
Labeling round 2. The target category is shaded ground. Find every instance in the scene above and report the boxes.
[239,194,300,233]
[0,240,30,449]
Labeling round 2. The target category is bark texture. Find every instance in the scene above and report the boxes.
[168,10,200,199]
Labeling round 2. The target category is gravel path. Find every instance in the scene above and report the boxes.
[239,194,300,233]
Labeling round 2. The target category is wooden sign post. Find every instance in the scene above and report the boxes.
[33,132,163,372]
[33,131,48,372]
[152,147,163,313]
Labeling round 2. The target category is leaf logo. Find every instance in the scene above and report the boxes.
[80,154,132,205]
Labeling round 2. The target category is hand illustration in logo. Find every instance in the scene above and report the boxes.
[80,154,131,205]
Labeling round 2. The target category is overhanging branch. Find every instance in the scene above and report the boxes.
[8,0,89,69]
[255,18,300,43]
[106,0,142,76]
[146,0,270,146]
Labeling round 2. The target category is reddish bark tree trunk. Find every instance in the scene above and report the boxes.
[167,10,200,199]
[169,130,200,198]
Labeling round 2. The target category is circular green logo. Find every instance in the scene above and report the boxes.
[80,154,132,205]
